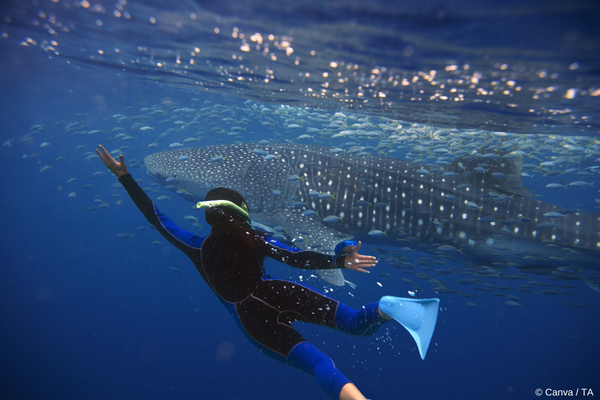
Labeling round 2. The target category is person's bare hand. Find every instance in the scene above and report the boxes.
[343,241,377,273]
[95,144,128,178]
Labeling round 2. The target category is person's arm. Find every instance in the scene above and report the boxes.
[260,234,377,273]
[95,145,203,258]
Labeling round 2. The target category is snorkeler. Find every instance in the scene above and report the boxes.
[96,145,440,400]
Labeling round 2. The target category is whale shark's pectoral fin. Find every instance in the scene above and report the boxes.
[584,279,600,293]
[315,269,346,286]
[251,211,353,286]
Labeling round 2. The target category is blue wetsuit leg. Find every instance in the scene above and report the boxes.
[287,341,351,399]
[334,301,384,336]
[226,279,387,398]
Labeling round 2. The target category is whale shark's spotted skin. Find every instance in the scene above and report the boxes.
[145,143,600,273]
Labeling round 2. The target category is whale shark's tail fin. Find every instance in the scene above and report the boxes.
[379,296,440,360]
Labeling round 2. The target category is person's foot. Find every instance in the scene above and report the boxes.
[339,383,366,400]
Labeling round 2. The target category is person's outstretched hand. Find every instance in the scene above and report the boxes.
[95,144,128,178]
[342,241,378,273]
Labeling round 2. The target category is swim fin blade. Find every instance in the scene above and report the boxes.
[379,296,440,360]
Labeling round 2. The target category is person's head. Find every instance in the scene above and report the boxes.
[203,187,251,228]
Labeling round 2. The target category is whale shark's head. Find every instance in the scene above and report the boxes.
[144,146,249,203]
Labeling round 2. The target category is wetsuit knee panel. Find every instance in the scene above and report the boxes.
[287,342,351,399]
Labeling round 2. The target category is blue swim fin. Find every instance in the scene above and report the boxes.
[379,296,440,360]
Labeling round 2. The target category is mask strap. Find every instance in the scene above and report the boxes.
[196,200,250,220]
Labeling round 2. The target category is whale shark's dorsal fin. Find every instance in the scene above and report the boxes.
[449,156,533,198]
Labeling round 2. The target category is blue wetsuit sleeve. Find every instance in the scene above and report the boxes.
[118,173,204,258]
[259,234,346,270]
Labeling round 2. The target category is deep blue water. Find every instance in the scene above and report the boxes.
[1,1,600,400]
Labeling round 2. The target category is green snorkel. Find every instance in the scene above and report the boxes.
[196,200,250,220]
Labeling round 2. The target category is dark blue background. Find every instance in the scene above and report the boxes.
[1,42,598,400]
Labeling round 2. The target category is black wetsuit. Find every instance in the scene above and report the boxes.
[120,173,387,398]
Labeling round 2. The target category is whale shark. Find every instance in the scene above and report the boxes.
[144,143,600,286]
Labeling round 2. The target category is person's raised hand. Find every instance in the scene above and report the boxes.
[95,144,128,178]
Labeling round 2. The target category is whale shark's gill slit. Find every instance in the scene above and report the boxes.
[263,155,277,213]
[331,158,342,219]
[258,160,266,212]
[243,152,258,211]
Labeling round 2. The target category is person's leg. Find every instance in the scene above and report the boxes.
[231,295,361,399]
[249,279,389,398]
[334,301,388,336]
[228,282,374,399]
[287,341,365,400]
[253,279,388,336]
